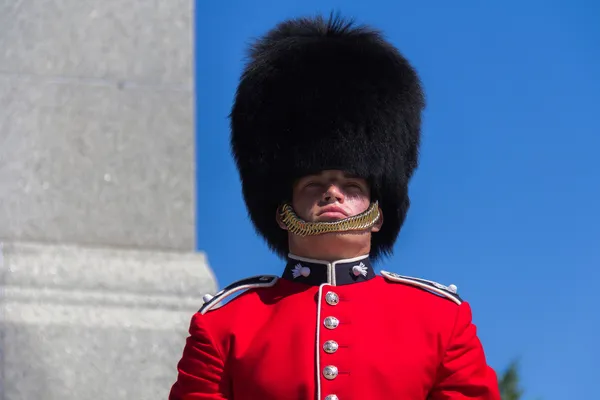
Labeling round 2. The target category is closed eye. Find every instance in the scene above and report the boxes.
[304,182,323,189]
[345,182,365,191]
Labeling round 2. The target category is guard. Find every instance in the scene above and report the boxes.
[169,14,501,400]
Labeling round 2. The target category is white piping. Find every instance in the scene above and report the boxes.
[330,254,371,265]
[315,283,326,400]
[380,271,462,305]
[199,278,278,314]
[330,263,336,286]
[288,253,369,266]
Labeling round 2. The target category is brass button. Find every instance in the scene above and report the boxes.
[323,316,339,329]
[323,340,339,354]
[325,291,339,305]
[323,365,339,380]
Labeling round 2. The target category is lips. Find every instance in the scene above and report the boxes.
[318,206,349,217]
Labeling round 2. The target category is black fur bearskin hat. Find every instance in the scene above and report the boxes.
[230,14,425,261]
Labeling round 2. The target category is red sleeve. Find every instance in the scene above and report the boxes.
[429,302,501,400]
[169,313,229,400]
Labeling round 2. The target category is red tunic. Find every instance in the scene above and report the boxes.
[169,255,500,400]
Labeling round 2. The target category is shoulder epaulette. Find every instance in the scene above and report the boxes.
[199,275,279,314]
[380,270,462,305]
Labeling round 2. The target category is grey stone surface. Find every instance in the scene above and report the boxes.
[0,1,214,398]
[0,74,195,251]
[1,240,217,400]
[0,0,196,251]
[0,0,193,87]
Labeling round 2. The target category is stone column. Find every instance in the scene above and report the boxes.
[0,1,216,399]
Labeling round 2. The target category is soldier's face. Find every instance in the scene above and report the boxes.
[291,170,372,223]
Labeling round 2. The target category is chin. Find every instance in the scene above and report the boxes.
[318,230,370,238]
[316,216,346,222]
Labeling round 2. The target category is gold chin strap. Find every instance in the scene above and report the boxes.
[279,201,381,237]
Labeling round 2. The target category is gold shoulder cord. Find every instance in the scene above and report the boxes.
[279,202,381,236]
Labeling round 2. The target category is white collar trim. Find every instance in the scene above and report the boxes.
[287,253,369,267]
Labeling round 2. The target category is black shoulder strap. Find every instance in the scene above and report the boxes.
[381,270,462,305]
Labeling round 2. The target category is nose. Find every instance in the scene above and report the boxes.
[323,184,344,203]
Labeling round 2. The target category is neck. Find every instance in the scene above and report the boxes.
[289,248,369,262]
[288,235,371,262]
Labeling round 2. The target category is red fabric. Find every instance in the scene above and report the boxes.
[169,276,500,400]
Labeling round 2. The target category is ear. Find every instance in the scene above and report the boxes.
[371,205,383,233]
[275,206,288,231]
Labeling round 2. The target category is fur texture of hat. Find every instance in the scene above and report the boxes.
[230,14,425,261]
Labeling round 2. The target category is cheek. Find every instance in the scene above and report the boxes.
[291,195,317,220]
[347,194,371,215]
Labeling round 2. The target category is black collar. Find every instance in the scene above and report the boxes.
[281,254,376,286]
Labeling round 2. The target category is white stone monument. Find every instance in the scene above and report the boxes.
[0,1,216,399]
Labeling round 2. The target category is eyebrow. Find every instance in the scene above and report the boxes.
[297,172,365,183]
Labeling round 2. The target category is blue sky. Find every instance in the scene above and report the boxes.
[195,1,599,398]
